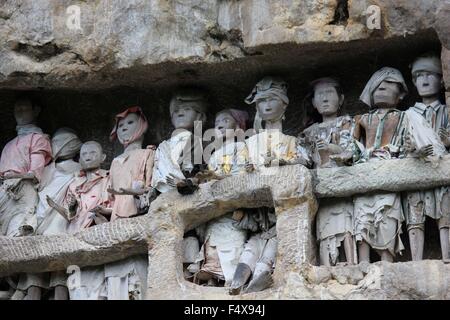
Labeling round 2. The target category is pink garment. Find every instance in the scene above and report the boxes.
[109,147,155,221]
[109,107,149,148]
[226,109,249,131]
[65,169,112,234]
[0,133,52,181]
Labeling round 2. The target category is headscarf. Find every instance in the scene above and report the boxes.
[411,55,442,76]
[109,106,149,147]
[245,77,289,130]
[217,108,249,131]
[360,67,408,108]
[169,89,208,122]
[52,127,82,161]
[245,76,289,105]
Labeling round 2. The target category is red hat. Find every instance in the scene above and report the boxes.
[110,106,149,147]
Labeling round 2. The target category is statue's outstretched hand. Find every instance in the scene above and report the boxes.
[166,174,183,188]
[439,128,450,147]
[316,139,328,151]
[46,196,69,221]
[91,205,112,215]
[417,144,434,158]
[108,187,149,196]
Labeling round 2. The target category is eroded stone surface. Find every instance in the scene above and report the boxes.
[0,0,447,90]
[0,165,316,275]
[300,260,450,300]
[314,155,450,198]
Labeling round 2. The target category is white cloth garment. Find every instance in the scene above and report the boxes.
[151,130,192,193]
[35,160,82,235]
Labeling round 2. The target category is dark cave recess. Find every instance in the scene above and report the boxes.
[0,29,442,164]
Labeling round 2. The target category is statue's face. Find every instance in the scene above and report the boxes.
[117,113,141,145]
[14,99,36,126]
[414,71,442,98]
[79,143,104,171]
[373,80,402,108]
[312,83,342,116]
[255,96,287,121]
[171,103,202,130]
[215,111,238,138]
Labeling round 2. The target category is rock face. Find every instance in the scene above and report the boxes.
[0,0,448,91]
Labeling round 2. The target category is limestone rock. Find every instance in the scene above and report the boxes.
[0,0,446,90]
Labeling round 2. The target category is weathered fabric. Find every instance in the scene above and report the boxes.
[104,255,148,300]
[316,198,354,264]
[151,131,199,193]
[246,130,299,172]
[0,130,52,182]
[105,146,154,300]
[196,143,249,284]
[360,67,408,109]
[109,148,155,220]
[354,109,408,164]
[245,77,289,105]
[316,198,353,240]
[65,169,112,235]
[16,273,49,291]
[406,102,448,152]
[182,236,200,264]
[239,232,278,278]
[169,90,208,121]
[51,129,82,161]
[35,160,82,235]
[68,266,107,300]
[109,107,149,148]
[304,116,355,264]
[0,128,52,236]
[354,191,404,256]
[0,179,38,236]
[403,188,450,230]
[245,77,289,130]
[17,160,81,292]
[404,102,450,229]
[303,115,354,168]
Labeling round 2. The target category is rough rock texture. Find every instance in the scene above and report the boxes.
[0,165,317,283]
[314,155,450,198]
[298,260,450,300]
[2,161,450,299]
[0,0,448,91]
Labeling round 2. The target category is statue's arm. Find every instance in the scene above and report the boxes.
[46,195,71,221]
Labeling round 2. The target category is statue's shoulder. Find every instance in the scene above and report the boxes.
[303,123,318,135]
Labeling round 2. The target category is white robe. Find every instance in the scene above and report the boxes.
[35,160,81,235]
[151,130,193,193]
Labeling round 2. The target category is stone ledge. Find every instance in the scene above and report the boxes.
[314,155,450,198]
[0,164,315,274]
[0,0,446,90]
[3,156,450,274]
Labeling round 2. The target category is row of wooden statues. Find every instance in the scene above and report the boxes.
[0,53,447,299]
